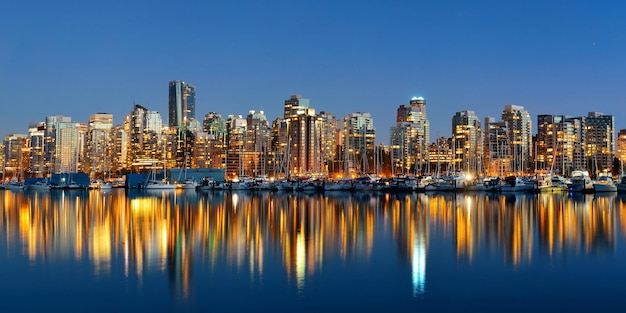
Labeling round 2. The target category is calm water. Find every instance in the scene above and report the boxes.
[1,189,626,312]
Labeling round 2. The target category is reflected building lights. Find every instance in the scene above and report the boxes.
[0,191,624,299]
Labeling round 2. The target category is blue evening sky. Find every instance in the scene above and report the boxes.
[1,0,625,144]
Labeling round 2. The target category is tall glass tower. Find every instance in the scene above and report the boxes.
[168,80,196,129]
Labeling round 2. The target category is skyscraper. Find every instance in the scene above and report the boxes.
[168,80,196,129]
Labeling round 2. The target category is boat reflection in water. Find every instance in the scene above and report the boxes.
[1,189,626,311]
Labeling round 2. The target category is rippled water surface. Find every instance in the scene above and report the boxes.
[1,189,626,312]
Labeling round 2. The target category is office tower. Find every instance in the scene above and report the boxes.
[586,112,615,175]
[501,105,532,175]
[126,104,163,172]
[168,80,196,129]
[319,111,341,176]
[3,134,28,180]
[27,122,46,177]
[390,96,430,175]
[343,112,376,176]
[85,113,113,179]
[278,95,324,177]
[618,129,626,169]
[452,110,482,174]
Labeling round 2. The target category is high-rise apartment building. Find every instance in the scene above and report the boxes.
[2,133,28,180]
[168,80,196,129]
[452,110,482,174]
[245,110,271,176]
[343,112,376,176]
[501,105,532,174]
[319,111,341,176]
[85,113,113,179]
[44,115,72,174]
[484,117,511,176]
[225,114,247,178]
[390,97,430,175]
[278,95,324,177]
[56,120,80,173]
[126,104,163,171]
[27,122,46,177]
[203,112,227,169]
[586,112,615,175]
[536,114,586,176]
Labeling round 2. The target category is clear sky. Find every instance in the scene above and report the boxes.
[1,0,625,144]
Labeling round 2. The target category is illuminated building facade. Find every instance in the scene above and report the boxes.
[390,97,430,175]
[27,122,46,177]
[319,111,341,176]
[168,80,196,129]
[245,110,271,176]
[585,112,615,175]
[126,104,163,172]
[617,129,626,168]
[203,112,227,169]
[225,115,247,178]
[343,112,376,176]
[536,114,586,176]
[280,95,324,177]
[501,105,533,175]
[85,113,113,179]
[484,117,511,176]
[451,110,482,174]
[2,133,28,180]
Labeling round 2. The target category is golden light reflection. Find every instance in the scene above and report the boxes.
[0,190,623,299]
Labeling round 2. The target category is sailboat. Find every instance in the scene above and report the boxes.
[145,160,176,190]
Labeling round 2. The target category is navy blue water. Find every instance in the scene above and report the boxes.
[1,189,625,312]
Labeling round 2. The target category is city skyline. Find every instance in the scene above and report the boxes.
[2,1,626,144]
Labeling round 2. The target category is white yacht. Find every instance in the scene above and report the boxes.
[568,170,594,193]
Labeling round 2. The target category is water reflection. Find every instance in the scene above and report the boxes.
[1,189,625,300]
